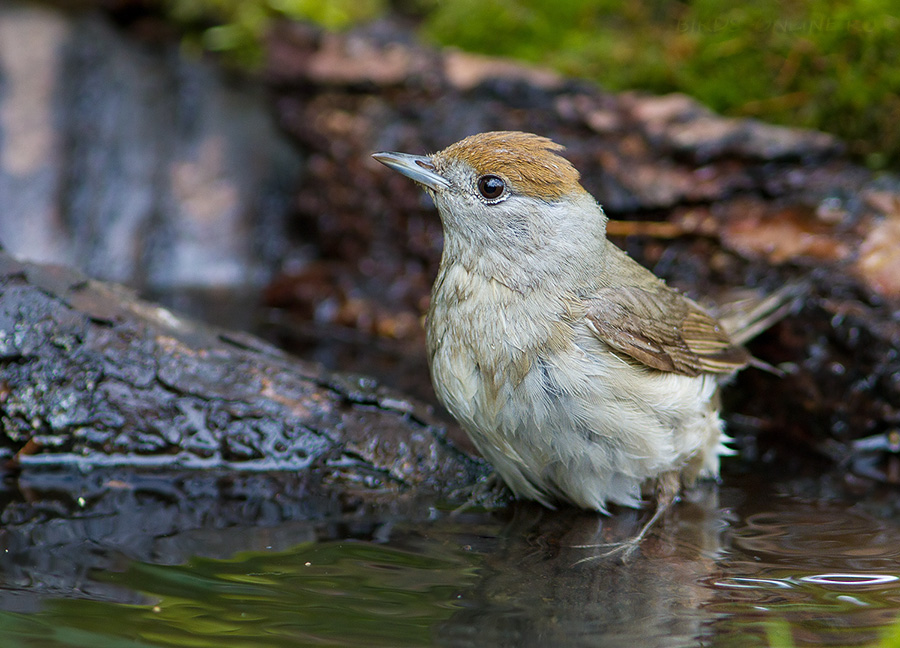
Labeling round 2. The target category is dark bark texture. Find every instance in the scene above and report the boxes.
[0,251,486,497]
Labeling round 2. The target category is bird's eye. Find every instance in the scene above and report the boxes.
[477,175,506,201]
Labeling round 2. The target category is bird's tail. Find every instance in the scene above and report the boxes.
[714,281,807,346]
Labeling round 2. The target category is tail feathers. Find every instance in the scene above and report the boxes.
[714,281,807,347]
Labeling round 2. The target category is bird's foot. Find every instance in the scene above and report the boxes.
[571,471,681,564]
[571,500,668,564]
[449,472,508,515]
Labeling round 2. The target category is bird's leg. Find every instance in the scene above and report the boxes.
[572,471,681,563]
[449,472,509,515]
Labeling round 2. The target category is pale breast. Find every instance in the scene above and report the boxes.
[425,262,726,511]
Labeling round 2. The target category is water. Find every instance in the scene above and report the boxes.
[0,540,478,647]
[1,466,899,647]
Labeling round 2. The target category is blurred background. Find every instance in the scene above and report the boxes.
[169,0,900,168]
[2,0,899,448]
[2,0,899,450]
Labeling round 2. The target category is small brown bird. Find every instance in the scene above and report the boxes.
[373,132,772,531]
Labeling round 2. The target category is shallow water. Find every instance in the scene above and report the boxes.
[1,466,899,648]
[3,291,897,647]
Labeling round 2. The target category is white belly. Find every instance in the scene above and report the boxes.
[427,265,727,512]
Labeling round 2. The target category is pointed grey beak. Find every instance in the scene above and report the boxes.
[372,151,451,192]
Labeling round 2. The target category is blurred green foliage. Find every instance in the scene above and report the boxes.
[422,0,900,168]
[166,0,900,167]
[164,0,385,64]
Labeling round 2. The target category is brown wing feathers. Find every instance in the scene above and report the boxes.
[585,286,750,377]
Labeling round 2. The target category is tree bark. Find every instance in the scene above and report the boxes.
[0,251,486,500]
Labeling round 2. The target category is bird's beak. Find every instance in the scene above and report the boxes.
[372,151,451,192]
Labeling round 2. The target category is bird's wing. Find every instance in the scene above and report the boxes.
[583,284,750,377]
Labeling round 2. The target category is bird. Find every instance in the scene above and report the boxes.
[373,131,781,547]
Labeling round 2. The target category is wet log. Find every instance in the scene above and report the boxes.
[0,250,487,500]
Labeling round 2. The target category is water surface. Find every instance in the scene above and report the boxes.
[1,466,898,647]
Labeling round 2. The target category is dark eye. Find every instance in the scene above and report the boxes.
[477,175,506,200]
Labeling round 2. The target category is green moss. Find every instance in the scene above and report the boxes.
[163,0,900,167]
[422,0,900,167]
[164,0,385,65]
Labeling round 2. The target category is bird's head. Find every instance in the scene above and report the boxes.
[373,131,609,291]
